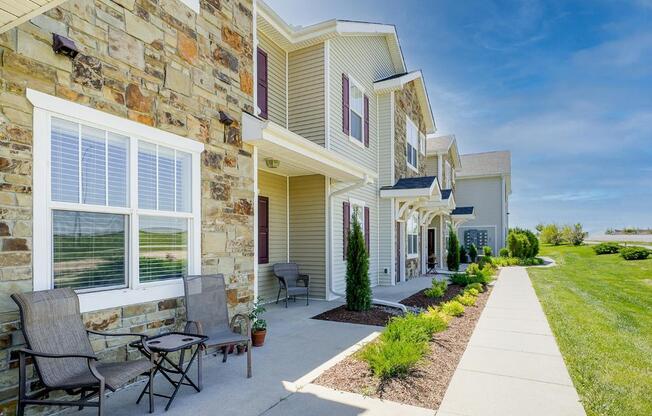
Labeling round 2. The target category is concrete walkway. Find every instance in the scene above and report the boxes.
[437,267,586,416]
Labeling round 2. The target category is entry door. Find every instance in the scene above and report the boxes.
[428,229,436,269]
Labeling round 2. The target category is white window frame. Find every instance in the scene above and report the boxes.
[407,213,419,259]
[348,197,366,237]
[28,89,204,313]
[348,76,365,148]
[406,116,418,172]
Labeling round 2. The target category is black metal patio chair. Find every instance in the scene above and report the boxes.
[11,288,155,416]
[182,274,252,380]
[273,263,309,307]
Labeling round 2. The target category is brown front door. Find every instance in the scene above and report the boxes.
[428,229,436,270]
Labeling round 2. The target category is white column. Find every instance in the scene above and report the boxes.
[399,222,406,282]
[439,215,445,269]
[421,225,427,275]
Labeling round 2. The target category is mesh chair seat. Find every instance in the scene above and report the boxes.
[57,358,153,391]
[205,328,249,348]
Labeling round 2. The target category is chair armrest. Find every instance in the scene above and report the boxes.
[18,348,97,361]
[276,275,288,289]
[230,314,251,337]
[87,329,148,339]
[297,274,309,286]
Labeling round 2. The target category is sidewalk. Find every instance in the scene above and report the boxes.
[437,267,586,416]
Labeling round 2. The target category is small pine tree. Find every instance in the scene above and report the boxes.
[469,244,478,263]
[447,227,461,271]
[346,208,371,311]
[459,244,468,264]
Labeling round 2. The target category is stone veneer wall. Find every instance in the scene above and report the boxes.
[0,0,254,413]
[393,81,427,279]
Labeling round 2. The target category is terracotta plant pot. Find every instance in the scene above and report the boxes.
[251,329,266,347]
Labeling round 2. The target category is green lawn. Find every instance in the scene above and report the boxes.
[529,245,652,416]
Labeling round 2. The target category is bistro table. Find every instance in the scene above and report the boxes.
[130,332,208,411]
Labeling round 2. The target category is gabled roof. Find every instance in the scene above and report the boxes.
[373,70,436,134]
[0,0,67,34]
[426,134,461,168]
[451,206,474,216]
[441,189,453,200]
[457,151,511,194]
[257,1,406,73]
[380,176,439,198]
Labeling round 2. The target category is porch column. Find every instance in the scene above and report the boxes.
[439,215,445,269]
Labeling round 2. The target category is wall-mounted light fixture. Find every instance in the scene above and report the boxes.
[264,158,280,169]
[52,34,79,59]
[219,111,234,126]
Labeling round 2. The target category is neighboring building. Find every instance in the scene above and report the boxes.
[0,0,254,412]
[454,151,512,255]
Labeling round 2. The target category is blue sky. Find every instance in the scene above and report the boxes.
[266,0,652,233]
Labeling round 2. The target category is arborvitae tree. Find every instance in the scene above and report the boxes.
[469,243,478,263]
[459,244,468,264]
[346,208,371,311]
[447,227,461,271]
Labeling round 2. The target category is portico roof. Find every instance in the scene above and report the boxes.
[451,206,474,216]
[379,176,439,198]
[242,112,376,183]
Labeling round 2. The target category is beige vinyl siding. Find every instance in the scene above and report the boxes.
[257,171,288,302]
[328,36,394,172]
[424,155,437,176]
[377,93,394,285]
[288,44,325,145]
[289,175,326,299]
[331,181,379,292]
[258,32,287,127]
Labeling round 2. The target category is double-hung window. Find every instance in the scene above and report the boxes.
[29,90,203,310]
[349,80,364,143]
[407,213,419,258]
[406,117,419,171]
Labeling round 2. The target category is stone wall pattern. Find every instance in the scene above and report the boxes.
[393,81,427,279]
[0,0,254,413]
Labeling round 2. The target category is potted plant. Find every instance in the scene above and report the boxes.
[249,297,267,347]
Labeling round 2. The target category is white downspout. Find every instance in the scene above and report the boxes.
[328,176,407,313]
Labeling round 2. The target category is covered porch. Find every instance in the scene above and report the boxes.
[243,113,375,303]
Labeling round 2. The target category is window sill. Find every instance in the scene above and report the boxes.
[349,135,366,148]
[407,163,418,173]
[407,253,418,259]
[77,280,184,313]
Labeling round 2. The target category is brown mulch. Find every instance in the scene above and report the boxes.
[313,287,492,410]
[400,284,465,309]
[312,305,397,327]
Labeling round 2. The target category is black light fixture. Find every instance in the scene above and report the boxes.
[219,111,234,126]
[52,34,79,59]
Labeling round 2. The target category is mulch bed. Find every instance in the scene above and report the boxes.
[312,305,399,327]
[313,287,492,410]
[400,284,465,309]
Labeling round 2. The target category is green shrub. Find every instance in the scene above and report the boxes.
[499,248,509,257]
[346,207,371,311]
[562,223,586,246]
[464,287,480,296]
[620,247,650,260]
[447,228,461,271]
[540,224,563,245]
[382,313,446,344]
[593,242,621,255]
[456,292,477,306]
[468,244,478,263]
[466,262,481,275]
[466,282,484,293]
[359,339,425,379]
[491,256,520,267]
[441,300,465,316]
[450,272,469,286]
[460,245,468,264]
[508,232,530,258]
[424,279,448,299]
[483,246,493,257]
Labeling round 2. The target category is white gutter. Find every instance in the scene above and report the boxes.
[328,177,408,313]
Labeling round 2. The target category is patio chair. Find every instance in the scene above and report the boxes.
[182,274,252,381]
[427,254,438,274]
[273,263,309,307]
[11,288,155,416]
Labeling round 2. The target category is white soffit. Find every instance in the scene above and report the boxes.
[0,0,67,34]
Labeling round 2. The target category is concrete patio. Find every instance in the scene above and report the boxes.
[76,277,435,416]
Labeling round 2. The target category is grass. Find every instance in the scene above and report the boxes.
[528,244,652,416]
